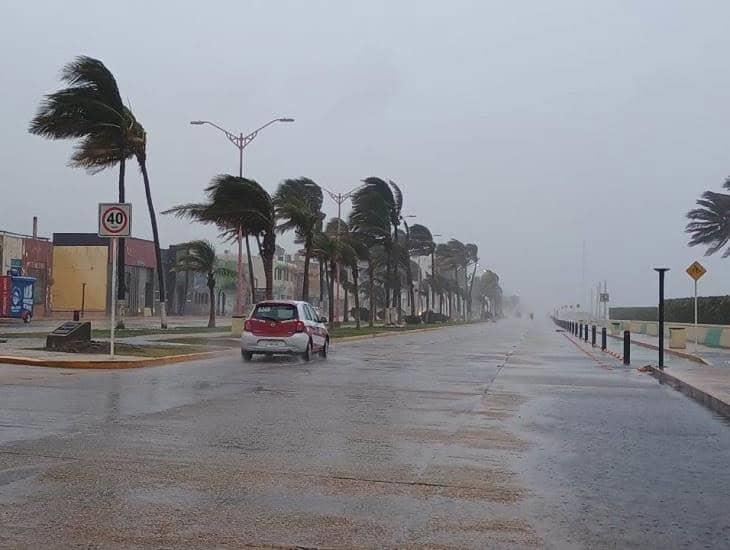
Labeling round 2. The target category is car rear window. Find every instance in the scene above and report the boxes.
[252,304,298,321]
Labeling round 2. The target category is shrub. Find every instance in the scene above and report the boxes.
[404,315,421,325]
[349,307,369,321]
[611,295,730,324]
[421,310,449,323]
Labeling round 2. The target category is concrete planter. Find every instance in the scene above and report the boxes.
[669,327,687,349]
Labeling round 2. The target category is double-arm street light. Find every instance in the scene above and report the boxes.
[190,117,294,315]
[321,184,362,324]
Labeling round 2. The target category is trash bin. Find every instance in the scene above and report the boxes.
[231,314,246,337]
[669,327,687,349]
[610,321,621,336]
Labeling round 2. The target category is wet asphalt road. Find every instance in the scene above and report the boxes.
[0,319,728,548]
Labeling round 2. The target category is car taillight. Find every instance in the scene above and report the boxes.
[295,321,305,333]
[243,320,252,332]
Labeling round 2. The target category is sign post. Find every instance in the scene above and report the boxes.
[686,261,706,353]
[99,203,132,358]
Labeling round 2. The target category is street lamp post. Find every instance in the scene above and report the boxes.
[321,184,361,324]
[190,117,294,314]
[654,268,670,369]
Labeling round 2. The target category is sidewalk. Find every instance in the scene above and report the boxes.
[622,331,730,368]
[565,329,730,418]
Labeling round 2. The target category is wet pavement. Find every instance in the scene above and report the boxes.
[0,320,728,548]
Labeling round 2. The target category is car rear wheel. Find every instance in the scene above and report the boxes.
[302,341,312,362]
[319,338,328,358]
[242,350,253,362]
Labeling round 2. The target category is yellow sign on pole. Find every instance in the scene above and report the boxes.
[686,261,706,281]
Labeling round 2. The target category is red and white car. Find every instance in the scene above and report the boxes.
[241,300,329,362]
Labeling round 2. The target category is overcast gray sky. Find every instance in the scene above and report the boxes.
[3,1,730,311]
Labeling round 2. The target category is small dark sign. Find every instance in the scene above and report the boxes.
[46,321,92,350]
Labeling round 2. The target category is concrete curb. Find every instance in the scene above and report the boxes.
[607,334,710,365]
[645,365,730,418]
[0,349,234,369]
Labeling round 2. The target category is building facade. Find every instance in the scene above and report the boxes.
[0,221,53,317]
[51,233,159,317]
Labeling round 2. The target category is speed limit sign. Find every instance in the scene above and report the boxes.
[98,203,132,237]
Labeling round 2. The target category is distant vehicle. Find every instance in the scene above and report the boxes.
[241,300,329,362]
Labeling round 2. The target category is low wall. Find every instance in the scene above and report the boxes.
[610,319,730,348]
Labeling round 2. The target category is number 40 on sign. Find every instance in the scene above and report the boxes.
[98,203,132,237]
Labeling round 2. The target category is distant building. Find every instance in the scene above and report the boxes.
[0,218,53,317]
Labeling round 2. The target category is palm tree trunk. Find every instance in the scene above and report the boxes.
[353,265,361,329]
[343,272,349,323]
[430,249,436,311]
[302,238,312,301]
[319,257,326,304]
[385,252,391,308]
[116,158,126,329]
[407,265,416,318]
[467,263,477,320]
[324,260,330,312]
[328,260,336,326]
[368,259,374,328]
[245,233,255,303]
[138,158,168,329]
[207,276,216,328]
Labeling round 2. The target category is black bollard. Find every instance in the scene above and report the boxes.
[584,325,589,342]
[579,323,583,339]
[601,327,607,351]
[591,325,596,347]
[655,268,669,370]
[623,330,631,365]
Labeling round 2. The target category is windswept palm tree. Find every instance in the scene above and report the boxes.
[273,178,324,301]
[686,182,730,256]
[29,56,168,328]
[350,177,402,316]
[409,223,436,317]
[343,232,369,329]
[465,242,479,319]
[30,56,133,324]
[172,240,234,328]
[164,175,277,300]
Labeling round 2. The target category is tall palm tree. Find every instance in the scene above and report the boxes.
[164,175,276,300]
[350,177,402,317]
[344,232,369,329]
[479,269,502,318]
[29,56,133,325]
[273,178,324,301]
[686,182,730,256]
[313,230,342,326]
[172,240,234,327]
[465,242,479,319]
[30,56,169,328]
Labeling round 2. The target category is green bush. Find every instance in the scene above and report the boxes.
[610,307,657,321]
[611,295,730,324]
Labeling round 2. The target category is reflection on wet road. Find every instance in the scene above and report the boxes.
[0,320,728,547]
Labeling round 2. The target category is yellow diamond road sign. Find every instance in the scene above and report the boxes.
[686,261,707,281]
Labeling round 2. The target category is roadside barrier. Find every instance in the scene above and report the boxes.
[552,316,631,365]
